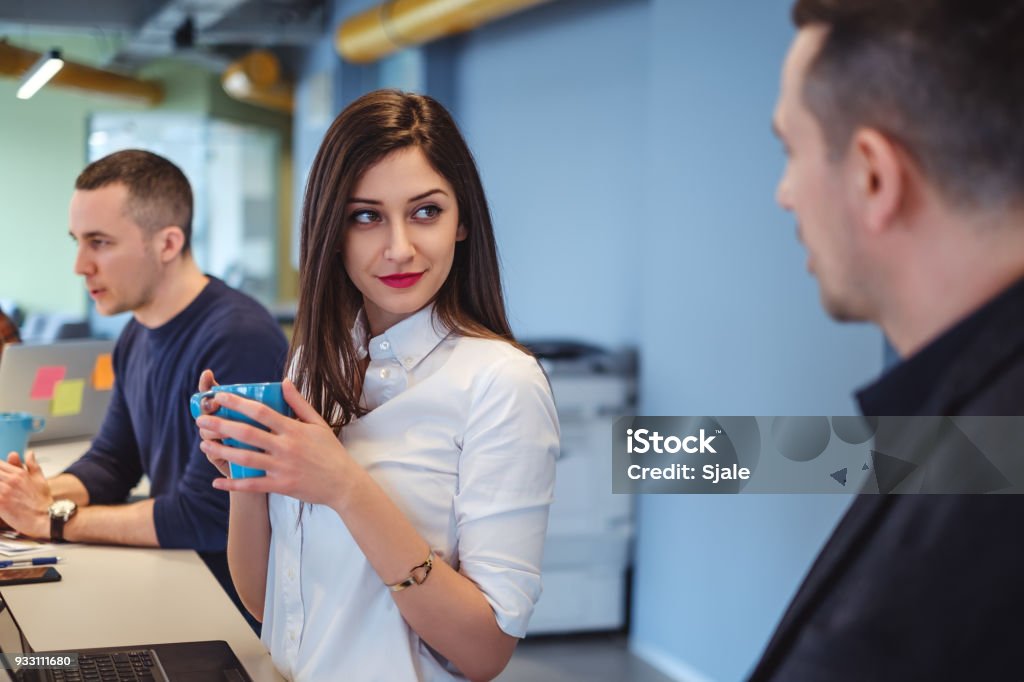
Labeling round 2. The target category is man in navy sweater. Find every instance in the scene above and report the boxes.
[0,150,287,615]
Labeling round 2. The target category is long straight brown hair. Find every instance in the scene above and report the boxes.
[290,89,519,431]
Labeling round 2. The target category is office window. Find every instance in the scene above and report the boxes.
[87,113,280,337]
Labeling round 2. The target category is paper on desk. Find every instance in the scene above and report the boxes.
[0,532,56,556]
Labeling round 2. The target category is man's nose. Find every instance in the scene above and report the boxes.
[73,246,94,276]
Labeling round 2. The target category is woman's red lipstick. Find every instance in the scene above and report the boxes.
[378,272,424,288]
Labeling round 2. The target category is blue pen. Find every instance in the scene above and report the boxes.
[0,557,60,569]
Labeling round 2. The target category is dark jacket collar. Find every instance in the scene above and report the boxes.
[857,276,1024,416]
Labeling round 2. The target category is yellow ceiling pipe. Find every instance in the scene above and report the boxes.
[0,41,163,105]
[337,0,556,63]
[221,49,294,114]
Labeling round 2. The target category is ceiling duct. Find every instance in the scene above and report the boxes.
[0,41,163,105]
[0,1,326,72]
[336,0,555,63]
[221,49,293,113]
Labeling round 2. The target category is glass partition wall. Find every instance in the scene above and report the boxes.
[86,113,280,338]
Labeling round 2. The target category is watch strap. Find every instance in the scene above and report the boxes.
[48,501,76,543]
[50,513,67,543]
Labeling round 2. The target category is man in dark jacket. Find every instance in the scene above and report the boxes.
[755,1,1024,679]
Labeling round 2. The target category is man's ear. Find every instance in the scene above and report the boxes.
[848,127,905,235]
[153,225,186,263]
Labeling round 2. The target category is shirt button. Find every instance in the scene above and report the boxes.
[404,356,414,365]
[380,368,391,379]
[380,340,390,351]
[289,631,297,642]
[287,568,296,580]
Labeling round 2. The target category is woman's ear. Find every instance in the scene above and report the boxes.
[456,223,468,242]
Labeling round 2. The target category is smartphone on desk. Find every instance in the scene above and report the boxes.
[0,567,60,586]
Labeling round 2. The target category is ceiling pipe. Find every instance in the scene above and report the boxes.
[336,0,555,64]
[221,49,293,114]
[0,41,163,105]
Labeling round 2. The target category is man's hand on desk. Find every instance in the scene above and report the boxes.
[0,451,54,539]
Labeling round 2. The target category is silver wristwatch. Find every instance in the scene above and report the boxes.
[48,499,77,543]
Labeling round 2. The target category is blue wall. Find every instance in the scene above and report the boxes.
[292,0,380,267]
[453,2,881,677]
[636,2,879,679]
[300,1,884,679]
[453,0,647,345]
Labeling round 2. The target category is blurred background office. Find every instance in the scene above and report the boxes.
[0,0,882,679]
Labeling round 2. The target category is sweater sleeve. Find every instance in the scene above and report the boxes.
[63,343,144,505]
[151,316,287,551]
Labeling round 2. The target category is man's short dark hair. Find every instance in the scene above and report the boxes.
[792,0,1024,209]
[75,149,194,253]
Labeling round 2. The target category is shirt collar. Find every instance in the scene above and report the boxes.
[351,309,370,360]
[355,303,451,371]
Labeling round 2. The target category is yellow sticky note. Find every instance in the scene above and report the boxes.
[92,353,114,391]
[52,379,85,417]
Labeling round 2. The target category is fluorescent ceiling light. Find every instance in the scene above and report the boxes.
[16,49,65,100]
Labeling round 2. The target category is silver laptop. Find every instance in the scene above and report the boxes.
[0,596,251,682]
[0,340,115,444]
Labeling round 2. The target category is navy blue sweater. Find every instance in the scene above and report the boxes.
[65,277,287,551]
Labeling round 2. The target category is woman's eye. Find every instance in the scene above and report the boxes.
[413,205,441,220]
[349,210,379,225]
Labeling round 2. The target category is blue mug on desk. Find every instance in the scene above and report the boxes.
[0,412,46,457]
[189,383,292,479]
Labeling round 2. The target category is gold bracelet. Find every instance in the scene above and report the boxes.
[387,550,435,592]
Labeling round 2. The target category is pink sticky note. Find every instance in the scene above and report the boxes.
[30,366,67,400]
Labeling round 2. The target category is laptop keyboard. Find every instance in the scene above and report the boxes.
[49,650,169,682]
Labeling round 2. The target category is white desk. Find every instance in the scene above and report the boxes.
[33,439,134,488]
[6,441,284,681]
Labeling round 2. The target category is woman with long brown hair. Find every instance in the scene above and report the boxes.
[195,90,559,681]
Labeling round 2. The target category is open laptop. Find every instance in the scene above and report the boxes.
[0,340,115,444]
[0,596,252,682]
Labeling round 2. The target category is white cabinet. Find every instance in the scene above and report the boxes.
[528,348,637,634]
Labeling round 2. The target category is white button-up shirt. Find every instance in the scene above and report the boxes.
[262,304,559,681]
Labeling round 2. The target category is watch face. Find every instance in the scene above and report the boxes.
[50,499,76,517]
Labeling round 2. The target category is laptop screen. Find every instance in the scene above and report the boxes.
[0,598,29,680]
[0,340,115,443]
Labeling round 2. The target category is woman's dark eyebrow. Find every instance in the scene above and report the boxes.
[347,189,449,205]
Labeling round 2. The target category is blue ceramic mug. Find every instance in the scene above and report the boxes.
[0,412,46,457]
[189,382,292,479]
